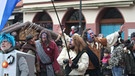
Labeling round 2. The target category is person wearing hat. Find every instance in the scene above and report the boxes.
[21,34,37,76]
[0,33,30,76]
[21,34,36,55]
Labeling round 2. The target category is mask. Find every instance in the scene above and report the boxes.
[69,38,72,44]
[87,33,93,43]
[41,32,47,38]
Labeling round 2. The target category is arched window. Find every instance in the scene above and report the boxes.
[64,10,86,35]
[33,12,53,30]
[99,7,124,37]
[100,7,124,24]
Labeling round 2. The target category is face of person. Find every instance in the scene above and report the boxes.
[87,30,94,43]
[104,53,109,57]
[87,30,94,38]
[29,37,36,44]
[70,38,74,45]
[0,40,12,51]
[69,38,75,49]
[41,32,47,42]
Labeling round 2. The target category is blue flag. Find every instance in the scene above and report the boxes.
[0,0,20,31]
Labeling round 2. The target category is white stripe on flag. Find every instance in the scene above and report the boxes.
[0,0,20,31]
[0,0,7,25]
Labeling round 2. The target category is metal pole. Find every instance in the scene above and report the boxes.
[51,0,70,59]
[79,0,82,35]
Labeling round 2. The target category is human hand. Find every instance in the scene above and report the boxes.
[71,62,78,69]
[55,70,59,74]
[63,59,69,64]
[119,24,125,33]
[63,28,66,32]
[69,58,73,63]
[36,63,40,72]
[69,59,73,67]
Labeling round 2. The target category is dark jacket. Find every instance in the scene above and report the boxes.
[124,51,135,74]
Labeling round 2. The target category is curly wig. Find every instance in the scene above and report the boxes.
[39,30,52,44]
[0,33,15,47]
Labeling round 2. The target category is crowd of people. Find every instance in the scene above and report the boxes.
[0,25,135,76]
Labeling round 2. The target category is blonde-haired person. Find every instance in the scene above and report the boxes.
[57,33,89,76]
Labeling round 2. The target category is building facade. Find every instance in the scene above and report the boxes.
[14,0,135,39]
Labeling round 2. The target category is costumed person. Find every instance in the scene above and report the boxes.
[109,38,125,76]
[0,33,35,76]
[21,34,36,56]
[21,34,37,76]
[57,33,89,76]
[81,25,124,76]
[35,30,60,76]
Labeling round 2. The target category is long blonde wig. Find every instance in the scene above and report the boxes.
[72,34,87,54]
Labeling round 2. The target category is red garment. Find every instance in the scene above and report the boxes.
[102,55,110,64]
[42,40,60,72]
[70,30,75,36]
[72,30,74,34]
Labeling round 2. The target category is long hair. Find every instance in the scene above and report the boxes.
[72,34,87,54]
[39,30,52,44]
